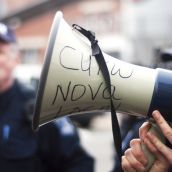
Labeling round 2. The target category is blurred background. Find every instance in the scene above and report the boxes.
[1,0,172,171]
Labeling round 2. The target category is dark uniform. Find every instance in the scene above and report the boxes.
[0,80,94,172]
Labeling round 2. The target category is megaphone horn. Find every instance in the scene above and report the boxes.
[33,11,172,130]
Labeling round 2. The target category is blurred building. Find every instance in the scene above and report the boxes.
[121,0,172,65]
[0,0,44,17]
[1,0,172,66]
[0,0,128,65]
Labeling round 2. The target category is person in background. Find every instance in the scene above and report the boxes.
[0,22,94,172]
[122,110,172,172]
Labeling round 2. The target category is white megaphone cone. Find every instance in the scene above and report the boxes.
[33,11,172,130]
[32,11,172,171]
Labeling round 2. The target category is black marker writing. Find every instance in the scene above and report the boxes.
[71,84,86,101]
[68,106,95,115]
[60,46,80,70]
[81,55,92,76]
[52,81,121,106]
[88,82,103,100]
[111,64,133,78]
[103,86,121,100]
[52,81,71,105]
[59,46,134,78]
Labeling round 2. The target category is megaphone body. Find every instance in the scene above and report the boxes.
[33,11,172,130]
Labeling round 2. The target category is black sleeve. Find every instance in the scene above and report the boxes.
[38,117,94,172]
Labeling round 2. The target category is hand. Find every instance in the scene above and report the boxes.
[122,110,171,172]
[122,138,148,172]
[140,110,172,171]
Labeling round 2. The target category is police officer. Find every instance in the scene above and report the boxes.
[0,22,94,172]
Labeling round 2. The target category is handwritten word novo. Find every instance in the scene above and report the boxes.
[52,81,121,105]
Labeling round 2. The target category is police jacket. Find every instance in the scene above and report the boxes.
[0,80,94,172]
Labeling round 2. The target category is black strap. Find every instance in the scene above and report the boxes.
[72,24,122,161]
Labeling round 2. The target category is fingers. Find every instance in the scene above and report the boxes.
[144,134,171,171]
[139,121,151,140]
[130,139,147,166]
[122,156,137,172]
[143,135,158,155]
[122,140,146,172]
[152,110,172,144]
[146,132,172,163]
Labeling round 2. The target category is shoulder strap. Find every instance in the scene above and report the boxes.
[72,24,122,162]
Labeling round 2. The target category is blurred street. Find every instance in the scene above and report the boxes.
[78,112,115,172]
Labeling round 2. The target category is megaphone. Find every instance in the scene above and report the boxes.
[33,11,172,130]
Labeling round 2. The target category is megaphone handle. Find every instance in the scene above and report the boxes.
[141,120,166,171]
